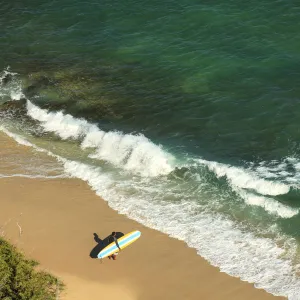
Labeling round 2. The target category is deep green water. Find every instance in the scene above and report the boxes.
[1,0,300,159]
[1,0,300,297]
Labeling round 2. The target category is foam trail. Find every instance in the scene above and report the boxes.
[255,159,300,188]
[197,159,290,196]
[238,190,299,218]
[0,174,69,179]
[2,126,300,299]
[194,158,298,218]
[26,100,174,177]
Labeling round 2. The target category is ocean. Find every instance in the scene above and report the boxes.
[1,0,300,298]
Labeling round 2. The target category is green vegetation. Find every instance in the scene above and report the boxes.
[0,238,63,300]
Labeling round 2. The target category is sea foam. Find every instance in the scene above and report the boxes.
[194,158,298,218]
[26,100,174,177]
[7,95,299,218]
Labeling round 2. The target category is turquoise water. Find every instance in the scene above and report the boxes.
[1,0,300,297]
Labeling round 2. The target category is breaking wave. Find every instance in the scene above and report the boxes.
[26,101,175,177]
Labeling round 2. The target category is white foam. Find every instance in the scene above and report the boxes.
[255,158,300,189]
[2,126,300,299]
[238,190,298,218]
[27,101,92,139]
[26,100,174,177]
[194,158,298,218]
[0,68,24,101]
[0,173,69,179]
[197,159,290,196]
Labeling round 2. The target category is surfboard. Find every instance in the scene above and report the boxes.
[97,230,141,259]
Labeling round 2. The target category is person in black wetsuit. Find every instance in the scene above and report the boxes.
[108,231,121,260]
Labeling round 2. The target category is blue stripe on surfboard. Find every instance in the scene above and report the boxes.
[98,231,141,258]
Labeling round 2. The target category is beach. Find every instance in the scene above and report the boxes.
[0,133,284,300]
[1,0,300,298]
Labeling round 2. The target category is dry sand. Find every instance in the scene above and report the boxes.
[0,133,285,300]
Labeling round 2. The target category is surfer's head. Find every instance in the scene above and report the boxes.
[112,231,116,236]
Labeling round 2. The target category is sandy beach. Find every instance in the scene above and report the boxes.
[0,133,285,300]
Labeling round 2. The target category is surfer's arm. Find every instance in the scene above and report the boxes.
[112,236,121,251]
[115,240,121,251]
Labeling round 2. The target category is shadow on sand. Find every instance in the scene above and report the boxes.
[90,232,124,258]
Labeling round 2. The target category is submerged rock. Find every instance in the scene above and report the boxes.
[22,68,121,120]
[0,98,27,113]
[23,73,55,97]
[1,73,13,85]
[0,98,48,138]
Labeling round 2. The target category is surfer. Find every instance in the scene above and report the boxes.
[108,232,121,260]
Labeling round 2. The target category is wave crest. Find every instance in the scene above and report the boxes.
[26,101,175,177]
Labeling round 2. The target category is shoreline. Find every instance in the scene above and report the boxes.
[0,133,285,299]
